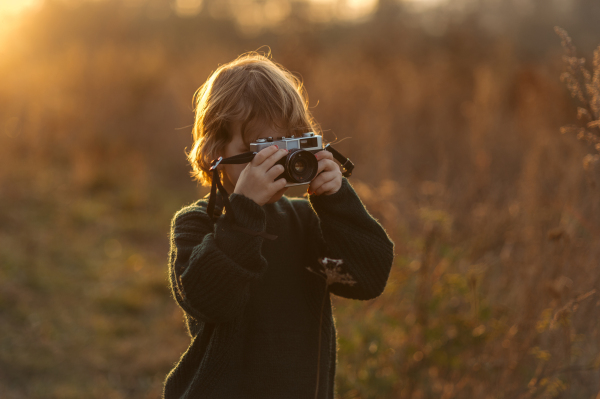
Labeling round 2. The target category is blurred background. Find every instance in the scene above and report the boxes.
[2,0,600,398]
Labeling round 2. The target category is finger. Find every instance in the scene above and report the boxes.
[265,164,285,181]
[260,148,288,171]
[309,170,338,193]
[315,159,339,176]
[252,145,280,166]
[315,150,334,162]
[314,179,340,196]
[270,177,288,192]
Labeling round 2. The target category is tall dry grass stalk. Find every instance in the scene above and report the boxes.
[307,258,356,399]
[555,27,600,182]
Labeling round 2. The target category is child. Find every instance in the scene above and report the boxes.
[163,53,394,399]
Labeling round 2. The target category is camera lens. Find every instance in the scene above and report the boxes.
[285,149,318,183]
[293,160,306,173]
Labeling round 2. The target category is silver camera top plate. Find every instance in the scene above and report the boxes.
[249,132,323,153]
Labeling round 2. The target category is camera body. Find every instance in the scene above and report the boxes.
[249,132,323,187]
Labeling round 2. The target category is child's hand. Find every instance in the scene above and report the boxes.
[308,150,343,196]
[233,145,289,206]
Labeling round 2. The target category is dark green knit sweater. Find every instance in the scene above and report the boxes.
[163,178,394,399]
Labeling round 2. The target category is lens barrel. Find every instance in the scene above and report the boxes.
[276,149,318,184]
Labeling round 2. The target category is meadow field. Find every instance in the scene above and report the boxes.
[2,0,600,398]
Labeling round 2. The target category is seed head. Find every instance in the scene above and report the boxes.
[307,257,357,287]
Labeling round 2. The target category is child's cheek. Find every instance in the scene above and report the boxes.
[231,164,245,185]
[223,164,245,190]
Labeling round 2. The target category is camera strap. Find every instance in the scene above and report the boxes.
[324,144,354,178]
[206,146,354,239]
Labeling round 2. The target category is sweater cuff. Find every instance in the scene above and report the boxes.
[309,177,367,219]
[213,194,267,271]
[224,193,267,232]
[309,177,356,207]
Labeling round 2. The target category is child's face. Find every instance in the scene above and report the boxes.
[220,120,289,204]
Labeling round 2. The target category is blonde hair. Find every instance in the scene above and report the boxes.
[187,52,321,186]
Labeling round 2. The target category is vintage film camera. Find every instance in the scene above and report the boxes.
[249,132,323,187]
[206,132,353,222]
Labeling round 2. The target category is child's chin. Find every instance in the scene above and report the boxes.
[266,187,288,204]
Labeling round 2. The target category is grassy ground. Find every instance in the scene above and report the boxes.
[0,159,195,398]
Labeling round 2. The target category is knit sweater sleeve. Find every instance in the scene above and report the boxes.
[307,177,395,300]
[168,193,268,324]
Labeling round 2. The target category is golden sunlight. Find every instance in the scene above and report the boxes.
[307,0,378,20]
[0,0,41,38]
[403,0,449,7]
[0,0,41,15]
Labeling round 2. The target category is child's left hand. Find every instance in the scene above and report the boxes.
[308,150,343,196]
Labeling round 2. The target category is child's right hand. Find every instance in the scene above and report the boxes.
[233,145,288,206]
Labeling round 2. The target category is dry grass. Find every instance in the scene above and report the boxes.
[555,27,600,188]
[2,1,600,398]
